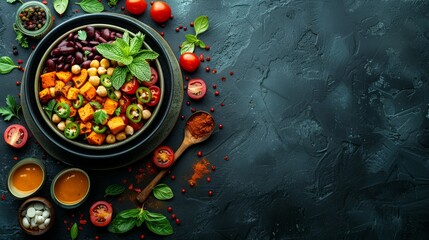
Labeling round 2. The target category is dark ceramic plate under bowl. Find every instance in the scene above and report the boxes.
[21,13,183,170]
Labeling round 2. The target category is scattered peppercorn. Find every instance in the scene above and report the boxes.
[167,207,173,212]
[140,234,145,239]
[220,102,225,107]
[160,32,164,37]
[212,69,217,74]
[171,175,176,180]
[19,5,47,31]
[218,124,223,129]
[205,67,210,72]
[230,71,234,76]
[207,177,211,182]
[206,56,211,61]
[212,84,217,89]
[197,151,203,157]
[17,59,23,64]
[1,194,5,201]
[175,218,181,225]
[175,27,179,32]
[224,155,229,161]
[170,14,174,19]
[214,90,219,96]
[211,165,216,171]
[221,76,226,81]
[208,190,214,197]
[171,213,177,219]
[205,45,211,50]
[210,107,215,112]
[190,21,194,27]
[183,27,187,31]
[199,54,205,62]
[191,107,196,113]
[186,101,191,106]
[180,115,185,120]
[179,25,183,29]
[181,188,186,193]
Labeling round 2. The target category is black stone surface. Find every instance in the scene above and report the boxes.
[1,0,429,239]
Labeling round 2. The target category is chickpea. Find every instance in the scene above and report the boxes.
[52,113,61,123]
[96,85,107,97]
[101,117,108,125]
[137,103,144,111]
[110,60,118,67]
[106,134,116,144]
[100,58,110,69]
[87,67,98,76]
[65,118,73,126]
[49,87,55,97]
[57,121,66,131]
[71,65,81,75]
[97,67,107,75]
[125,125,134,135]
[114,90,122,100]
[117,62,125,67]
[88,75,100,86]
[116,132,127,141]
[106,67,115,76]
[142,109,152,120]
[90,59,100,68]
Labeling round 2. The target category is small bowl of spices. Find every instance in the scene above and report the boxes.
[18,197,54,235]
[15,1,53,39]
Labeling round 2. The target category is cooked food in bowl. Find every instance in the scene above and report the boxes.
[37,26,163,146]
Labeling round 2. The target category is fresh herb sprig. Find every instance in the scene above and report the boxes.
[180,15,209,54]
[53,0,68,15]
[96,31,159,90]
[108,0,119,7]
[108,208,173,236]
[93,109,108,125]
[0,56,19,74]
[0,95,21,121]
[75,0,104,13]
[13,25,29,48]
[42,99,56,120]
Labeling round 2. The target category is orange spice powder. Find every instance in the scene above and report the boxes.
[188,158,211,186]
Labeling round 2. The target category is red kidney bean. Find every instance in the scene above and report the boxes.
[87,52,94,60]
[63,63,70,71]
[46,59,55,72]
[75,52,83,64]
[115,32,123,38]
[94,55,102,61]
[81,46,92,52]
[109,32,116,40]
[80,40,89,46]
[58,56,64,62]
[68,33,74,41]
[89,41,99,45]
[73,34,79,41]
[51,57,58,62]
[59,46,75,55]
[95,31,100,40]
[51,48,61,57]
[102,28,110,40]
[85,26,95,39]
[98,37,107,43]
[65,55,73,62]
[66,41,75,48]
[70,57,76,66]
[75,42,82,50]
[81,60,91,69]
[58,40,68,48]
[56,63,64,71]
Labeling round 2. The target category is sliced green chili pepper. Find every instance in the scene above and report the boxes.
[64,122,80,139]
[126,104,142,123]
[92,125,107,134]
[54,102,71,118]
[136,87,151,103]
[108,87,119,101]
[100,74,112,88]
[73,94,84,108]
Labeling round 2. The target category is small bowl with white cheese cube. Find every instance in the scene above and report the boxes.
[18,197,54,235]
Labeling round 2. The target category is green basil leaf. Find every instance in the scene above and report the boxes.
[70,223,78,240]
[129,32,144,55]
[77,30,87,41]
[142,210,168,222]
[137,50,159,60]
[194,15,209,36]
[196,40,206,48]
[75,0,104,13]
[143,211,173,236]
[43,99,56,120]
[108,216,136,234]
[128,56,151,82]
[96,43,130,64]
[111,66,129,90]
[117,208,141,218]
[0,56,18,74]
[53,0,68,14]
[185,34,198,43]
[104,184,126,197]
[180,41,195,55]
[152,184,174,200]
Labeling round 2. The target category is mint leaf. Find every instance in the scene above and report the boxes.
[96,43,130,64]
[0,56,18,74]
[77,30,87,40]
[111,66,129,90]
[129,32,144,55]
[115,38,131,57]
[194,15,209,36]
[122,31,130,45]
[43,99,56,120]
[128,58,150,82]
[180,41,195,55]
[138,50,159,60]
[185,34,198,43]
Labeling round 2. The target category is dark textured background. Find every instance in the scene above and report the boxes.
[1,0,429,239]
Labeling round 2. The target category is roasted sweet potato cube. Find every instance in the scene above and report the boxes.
[72,69,88,88]
[54,81,65,97]
[61,81,74,97]
[41,71,56,89]
[56,71,73,83]
[39,88,53,103]
[103,98,119,115]
[79,81,97,101]
[87,131,106,146]
[66,87,80,100]
[107,116,126,135]
[78,102,94,123]
[79,122,92,135]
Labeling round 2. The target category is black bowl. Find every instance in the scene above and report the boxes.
[21,13,183,170]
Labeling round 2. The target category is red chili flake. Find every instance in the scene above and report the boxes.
[208,190,214,197]
[31,45,36,50]
[221,76,226,81]
[189,181,195,187]
[128,183,134,190]
[212,69,217,74]
[160,32,165,37]
[186,101,191,106]
[20,67,25,72]
[207,177,211,182]
[210,107,215,112]
[175,27,179,32]
[167,207,173,212]
[95,236,100,240]
[183,27,187,31]
[206,56,211,61]
[181,188,186,193]
[205,67,210,72]
[190,22,194,27]
[214,90,220,96]
[171,175,176,180]
[67,227,71,231]
[211,165,216,171]
[16,81,21,86]
[179,25,183,29]
[138,168,145,173]
[191,107,196,113]
[17,59,23,64]
[218,124,223,129]
[175,218,181,225]
[1,194,5,201]
[212,84,217,89]
[230,71,234,76]
[199,54,205,62]
[13,156,18,161]
[79,219,87,225]
[63,220,68,224]
[78,226,83,231]
[197,151,203,157]
[134,188,142,193]
[205,45,211,50]
[171,213,177,219]
[42,0,48,4]
[220,102,225,107]
[224,155,229,161]
[75,9,79,13]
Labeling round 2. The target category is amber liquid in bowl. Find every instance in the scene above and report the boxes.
[12,163,43,193]
[54,170,89,205]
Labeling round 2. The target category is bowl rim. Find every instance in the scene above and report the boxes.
[7,158,45,199]
[18,196,54,235]
[50,168,91,209]
[34,23,165,150]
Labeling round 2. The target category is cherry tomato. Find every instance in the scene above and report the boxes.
[150,1,172,23]
[142,67,159,87]
[118,95,131,114]
[89,201,113,227]
[180,52,200,72]
[129,120,143,131]
[4,124,28,148]
[152,145,174,168]
[187,78,207,100]
[146,85,161,107]
[125,0,148,15]
[121,78,139,95]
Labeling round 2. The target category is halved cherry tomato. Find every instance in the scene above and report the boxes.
[118,95,131,114]
[4,124,28,148]
[89,201,113,227]
[121,78,139,95]
[142,67,159,87]
[180,52,200,72]
[146,85,161,107]
[152,145,174,168]
[125,0,147,15]
[150,1,172,23]
[187,78,207,100]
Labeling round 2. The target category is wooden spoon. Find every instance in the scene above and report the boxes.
[136,111,215,203]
